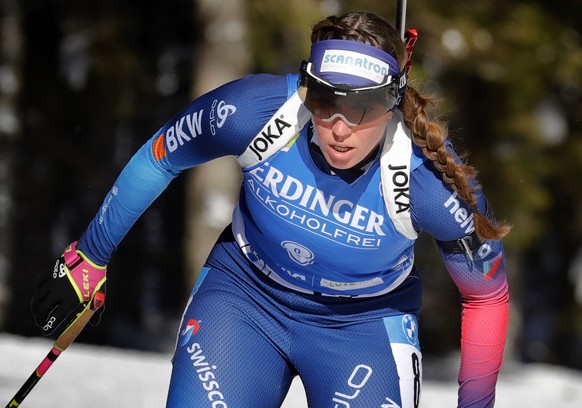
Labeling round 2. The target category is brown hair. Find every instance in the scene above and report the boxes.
[311,11,511,241]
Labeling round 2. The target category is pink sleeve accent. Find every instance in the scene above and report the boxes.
[441,239,510,407]
[458,280,509,408]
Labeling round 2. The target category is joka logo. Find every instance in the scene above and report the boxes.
[179,319,201,347]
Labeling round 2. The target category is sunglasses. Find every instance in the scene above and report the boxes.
[300,60,403,127]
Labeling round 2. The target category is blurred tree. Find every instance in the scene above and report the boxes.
[246,0,327,73]
[185,0,250,289]
[0,0,23,330]
[5,0,196,352]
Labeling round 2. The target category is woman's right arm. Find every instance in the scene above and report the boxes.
[77,73,293,265]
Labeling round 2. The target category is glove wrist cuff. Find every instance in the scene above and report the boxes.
[64,241,106,269]
[63,241,107,303]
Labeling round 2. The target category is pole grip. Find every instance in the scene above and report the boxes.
[55,291,105,350]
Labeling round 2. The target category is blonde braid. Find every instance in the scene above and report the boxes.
[402,86,511,241]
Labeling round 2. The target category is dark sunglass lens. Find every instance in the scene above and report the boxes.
[304,76,397,125]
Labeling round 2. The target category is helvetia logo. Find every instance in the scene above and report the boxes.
[179,319,201,347]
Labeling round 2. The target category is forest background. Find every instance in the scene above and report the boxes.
[0,0,581,374]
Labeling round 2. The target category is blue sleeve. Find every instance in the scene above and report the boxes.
[409,141,508,298]
[78,73,295,265]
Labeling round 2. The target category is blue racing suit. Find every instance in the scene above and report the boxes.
[78,73,509,408]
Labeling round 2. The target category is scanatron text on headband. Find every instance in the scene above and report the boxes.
[320,50,392,84]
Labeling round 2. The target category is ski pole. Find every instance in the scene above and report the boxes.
[396,0,408,40]
[5,291,105,408]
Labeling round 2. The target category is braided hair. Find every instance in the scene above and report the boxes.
[311,11,511,241]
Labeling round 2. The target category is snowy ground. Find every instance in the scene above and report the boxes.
[1,333,581,407]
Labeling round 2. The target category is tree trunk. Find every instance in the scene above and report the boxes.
[0,0,23,330]
[185,0,249,287]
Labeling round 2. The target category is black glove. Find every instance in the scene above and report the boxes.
[32,241,107,336]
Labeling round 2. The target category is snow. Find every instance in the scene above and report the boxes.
[1,334,581,407]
